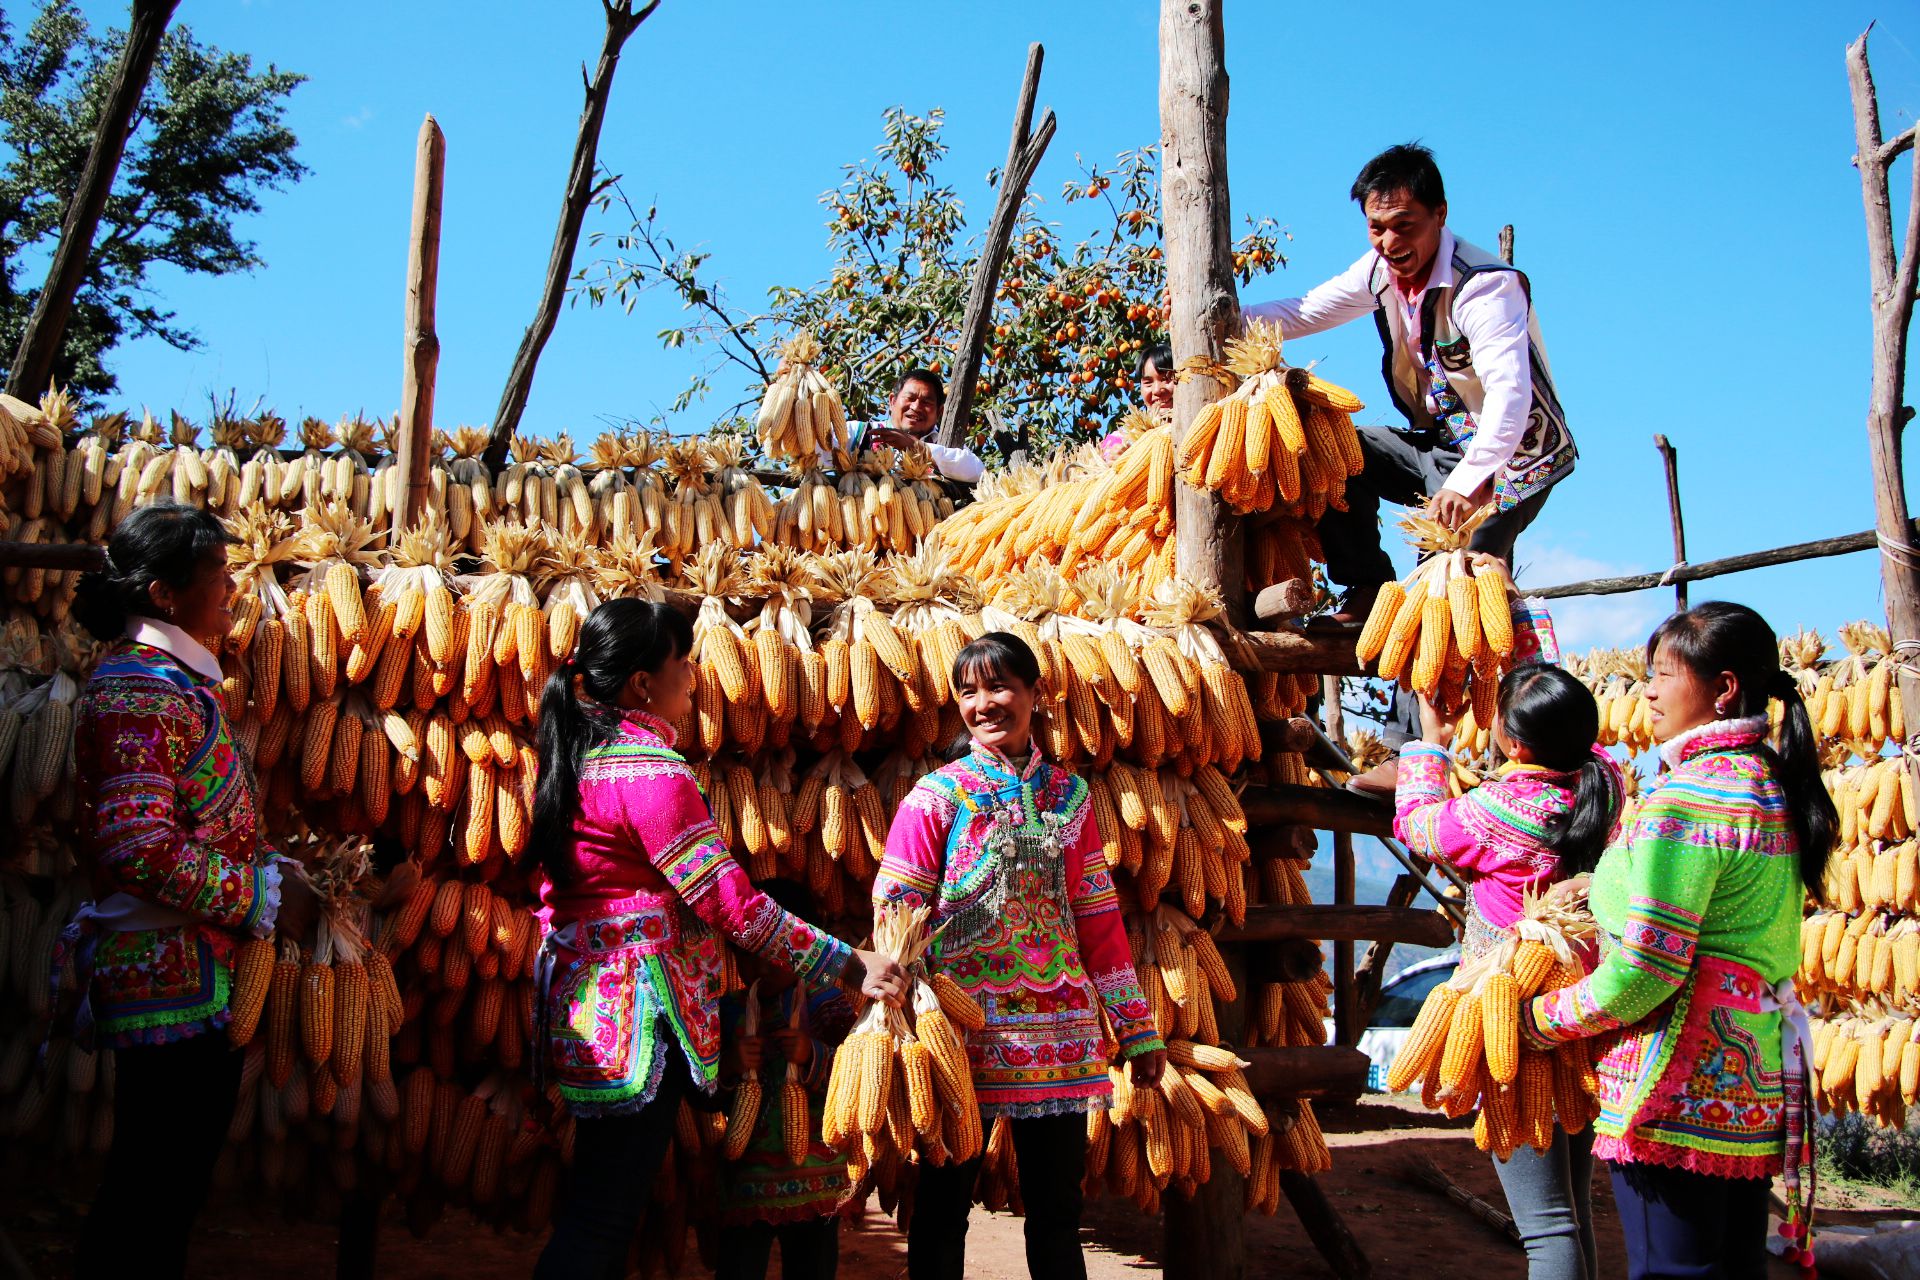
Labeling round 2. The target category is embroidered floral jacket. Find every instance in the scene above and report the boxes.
[538,710,853,1117]
[73,639,277,1046]
[873,743,1164,1118]
[1523,718,1802,1177]
[1395,742,1614,958]
[717,983,856,1225]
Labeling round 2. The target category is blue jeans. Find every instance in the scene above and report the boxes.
[1491,1124,1598,1280]
[1608,1160,1771,1280]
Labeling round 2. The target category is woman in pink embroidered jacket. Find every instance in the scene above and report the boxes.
[529,599,906,1280]
[874,632,1165,1280]
[1394,665,1620,1280]
[63,503,307,1280]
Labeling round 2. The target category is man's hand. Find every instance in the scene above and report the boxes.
[770,1027,813,1069]
[1417,693,1460,747]
[1429,479,1493,531]
[868,427,923,452]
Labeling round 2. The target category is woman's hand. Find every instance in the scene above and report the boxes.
[1417,693,1459,747]
[844,948,909,1007]
[1546,875,1591,907]
[1129,1048,1167,1090]
[770,1027,813,1069]
[728,1034,765,1075]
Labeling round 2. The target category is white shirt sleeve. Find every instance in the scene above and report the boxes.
[1442,271,1534,498]
[1240,252,1381,338]
[925,441,985,484]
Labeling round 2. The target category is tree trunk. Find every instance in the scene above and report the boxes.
[7,0,180,399]
[1846,30,1920,773]
[1160,0,1243,616]
[484,0,660,471]
[934,45,1055,452]
[397,116,446,533]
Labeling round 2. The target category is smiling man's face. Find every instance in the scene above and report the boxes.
[1364,189,1447,292]
[890,377,942,435]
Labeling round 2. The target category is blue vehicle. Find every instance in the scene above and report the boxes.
[1351,952,1459,1091]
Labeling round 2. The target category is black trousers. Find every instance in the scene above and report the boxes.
[535,1050,692,1280]
[714,1214,840,1280]
[1317,425,1550,592]
[908,1111,1088,1280]
[1609,1161,1772,1280]
[75,1032,243,1280]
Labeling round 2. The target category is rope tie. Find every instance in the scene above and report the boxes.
[1877,530,1920,571]
[1658,561,1690,586]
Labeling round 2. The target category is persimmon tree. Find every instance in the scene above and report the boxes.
[576,106,1288,457]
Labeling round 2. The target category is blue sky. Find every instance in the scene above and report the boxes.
[48,1,1920,655]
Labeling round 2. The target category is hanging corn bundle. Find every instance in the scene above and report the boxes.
[755,331,851,464]
[823,902,982,1175]
[1387,893,1600,1159]
[707,434,778,550]
[1173,320,1366,519]
[1811,1009,1919,1127]
[683,544,756,759]
[1142,578,1263,776]
[1356,505,1519,720]
[723,981,765,1160]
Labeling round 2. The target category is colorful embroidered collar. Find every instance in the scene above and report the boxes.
[126,616,224,683]
[617,708,678,749]
[1658,715,1768,771]
[967,740,1046,783]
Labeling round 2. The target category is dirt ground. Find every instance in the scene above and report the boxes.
[6,1097,1914,1278]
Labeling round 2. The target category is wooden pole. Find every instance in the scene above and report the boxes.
[7,0,180,398]
[484,0,660,472]
[1498,223,1515,266]
[1520,523,1915,600]
[1653,434,1687,612]
[1846,28,1920,772]
[934,45,1056,453]
[1160,8,1249,1273]
[398,116,446,533]
[1160,0,1244,617]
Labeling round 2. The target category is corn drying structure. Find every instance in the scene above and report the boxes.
[0,368,1354,1263]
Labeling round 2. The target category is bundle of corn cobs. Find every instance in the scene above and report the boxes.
[1356,507,1520,711]
[1387,895,1600,1160]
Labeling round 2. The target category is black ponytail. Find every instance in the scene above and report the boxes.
[529,598,694,882]
[1647,602,1839,899]
[1497,664,1620,875]
[72,500,232,640]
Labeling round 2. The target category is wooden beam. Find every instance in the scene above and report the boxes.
[1219,903,1454,949]
[1240,626,1363,675]
[1333,832,1357,1046]
[0,542,106,572]
[484,0,660,471]
[1161,0,1243,620]
[8,0,180,399]
[1238,1046,1370,1100]
[397,115,446,533]
[1520,524,1907,600]
[1252,577,1316,623]
[1241,784,1392,838]
[934,44,1056,453]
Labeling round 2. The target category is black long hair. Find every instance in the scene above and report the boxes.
[1497,664,1620,876]
[1647,602,1838,898]
[531,598,694,881]
[72,500,233,641]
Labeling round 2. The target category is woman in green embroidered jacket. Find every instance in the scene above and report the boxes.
[1522,603,1837,1280]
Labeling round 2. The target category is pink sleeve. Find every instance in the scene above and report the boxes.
[872,781,954,910]
[615,759,851,988]
[1065,785,1164,1058]
[1393,743,1513,880]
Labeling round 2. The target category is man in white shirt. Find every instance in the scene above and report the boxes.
[1244,144,1575,794]
[851,368,985,484]
[1243,143,1574,628]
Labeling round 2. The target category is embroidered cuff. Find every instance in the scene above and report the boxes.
[243,857,288,939]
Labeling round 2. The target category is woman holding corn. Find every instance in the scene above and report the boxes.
[528,598,906,1279]
[1522,602,1836,1279]
[873,631,1165,1280]
[1394,664,1622,1280]
[61,501,303,1280]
